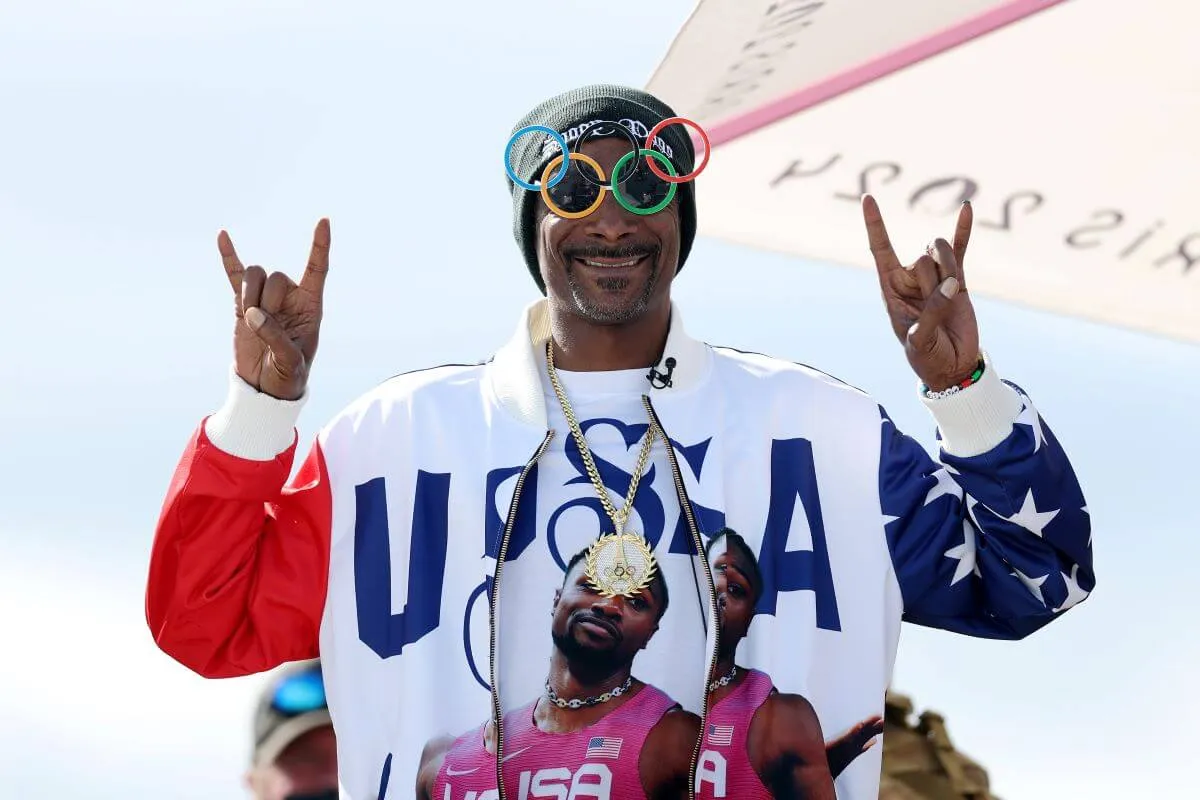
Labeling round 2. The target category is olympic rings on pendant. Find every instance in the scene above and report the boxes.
[505,124,569,191]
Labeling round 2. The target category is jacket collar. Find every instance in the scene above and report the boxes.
[487,299,710,429]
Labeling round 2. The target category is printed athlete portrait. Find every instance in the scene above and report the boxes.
[415,546,697,800]
[145,83,1094,800]
[698,529,885,800]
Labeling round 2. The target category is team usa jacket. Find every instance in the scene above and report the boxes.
[145,300,1093,800]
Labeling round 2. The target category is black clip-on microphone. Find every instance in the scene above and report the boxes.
[646,357,677,389]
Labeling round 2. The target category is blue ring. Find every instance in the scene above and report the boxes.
[505,125,569,192]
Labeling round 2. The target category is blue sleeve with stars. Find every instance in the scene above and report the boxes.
[880,383,1093,639]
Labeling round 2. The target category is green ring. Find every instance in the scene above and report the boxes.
[611,149,677,216]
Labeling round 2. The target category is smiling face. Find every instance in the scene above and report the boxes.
[550,555,666,672]
[535,135,681,326]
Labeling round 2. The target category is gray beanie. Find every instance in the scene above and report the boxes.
[505,84,698,293]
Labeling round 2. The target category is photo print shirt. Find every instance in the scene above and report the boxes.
[146,300,1093,800]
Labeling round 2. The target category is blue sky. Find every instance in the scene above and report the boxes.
[1,1,1196,797]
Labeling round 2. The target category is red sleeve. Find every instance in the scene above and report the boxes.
[145,421,333,678]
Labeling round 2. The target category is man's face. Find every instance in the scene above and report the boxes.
[248,726,338,800]
[535,134,681,325]
[551,559,665,672]
[714,541,758,648]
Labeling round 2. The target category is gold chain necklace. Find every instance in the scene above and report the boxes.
[546,340,659,599]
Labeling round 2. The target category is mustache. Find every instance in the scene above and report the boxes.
[560,242,659,261]
[570,611,622,640]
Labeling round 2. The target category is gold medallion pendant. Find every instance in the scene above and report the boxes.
[545,340,662,600]
[585,531,658,598]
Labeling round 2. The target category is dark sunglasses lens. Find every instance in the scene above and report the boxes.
[272,669,327,715]
[617,166,672,210]
[547,164,602,213]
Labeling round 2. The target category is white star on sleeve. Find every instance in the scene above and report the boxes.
[1014,402,1046,452]
[923,469,962,507]
[1052,564,1090,612]
[1010,566,1049,605]
[1005,490,1060,538]
[943,520,981,586]
[883,514,901,527]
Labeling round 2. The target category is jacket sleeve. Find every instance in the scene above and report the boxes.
[145,371,333,677]
[880,355,1093,640]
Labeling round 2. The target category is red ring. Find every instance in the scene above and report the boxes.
[644,116,710,184]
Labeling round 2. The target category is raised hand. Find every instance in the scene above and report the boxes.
[861,195,981,391]
[825,714,885,778]
[218,219,330,401]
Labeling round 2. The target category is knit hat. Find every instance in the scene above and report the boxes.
[505,84,698,293]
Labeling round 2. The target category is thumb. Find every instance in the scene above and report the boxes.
[906,277,960,354]
[245,306,304,367]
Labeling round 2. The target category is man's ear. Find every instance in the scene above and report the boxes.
[552,587,562,614]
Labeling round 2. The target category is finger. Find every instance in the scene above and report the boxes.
[217,230,245,294]
[241,265,266,316]
[861,194,903,276]
[244,307,304,366]
[928,238,958,284]
[908,253,940,298]
[862,738,878,752]
[907,276,961,354]
[299,218,331,296]
[953,200,973,271]
[261,270,295,316]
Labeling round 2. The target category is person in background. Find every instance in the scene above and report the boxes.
[247,659,339,800]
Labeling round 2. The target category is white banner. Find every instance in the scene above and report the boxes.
[647,0,1200,343]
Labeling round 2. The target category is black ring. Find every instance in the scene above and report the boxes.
[572,120,642,189]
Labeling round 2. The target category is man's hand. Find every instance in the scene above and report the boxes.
[825,714,884,778]
[861,195,981,391]
[219,219,331,401]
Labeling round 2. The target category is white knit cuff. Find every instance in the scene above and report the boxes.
[920,352,1024,458]
[202,367,306,460]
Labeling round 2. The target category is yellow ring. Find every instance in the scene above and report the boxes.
[540,153,606,219]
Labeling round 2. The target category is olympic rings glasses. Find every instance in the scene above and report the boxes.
[504,117,710,220]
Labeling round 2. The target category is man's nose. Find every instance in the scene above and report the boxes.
[581,192,639,241]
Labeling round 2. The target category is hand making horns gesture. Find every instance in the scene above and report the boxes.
[218,219,331,401]
[861,195,981,391]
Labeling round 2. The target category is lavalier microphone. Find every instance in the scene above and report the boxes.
[646,357,677,389]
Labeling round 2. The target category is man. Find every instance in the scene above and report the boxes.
[697,529,883,799]
[415,547,697,800]
[144,84,1093,799]
[247,660,339,800]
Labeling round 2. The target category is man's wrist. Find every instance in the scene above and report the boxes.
[203,366,307,460]
[919,351,1024,457]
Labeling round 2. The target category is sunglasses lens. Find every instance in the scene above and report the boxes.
[616,163,672,210]
[272,669,327,715]
[546,164,602,213]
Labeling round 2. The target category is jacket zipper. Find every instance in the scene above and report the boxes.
[643,396,719,800]
[488,430,554,800]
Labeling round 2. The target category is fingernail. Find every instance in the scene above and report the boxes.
[940,277,960,298]
[245,307,266,329]
[907,322,919,338]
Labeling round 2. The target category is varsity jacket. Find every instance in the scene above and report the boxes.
[145,300,1093,800]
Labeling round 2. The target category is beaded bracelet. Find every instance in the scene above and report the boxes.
[922,358,986,400]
